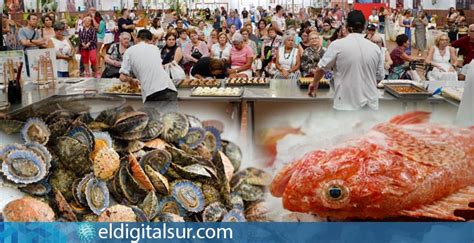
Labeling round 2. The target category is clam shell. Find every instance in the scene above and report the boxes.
[132,206,149,222]
[139,191,160,221]
[161,112,189,143]
[21,118,50,145]
[144,138,169,150]
[76,173,94,207]
[144,165,170,195]
[140,150,172,175]
[85,178,110,215]
[171,180,205,213]
[112,131,143,141]
[171,163,212,180]
[140,120,163,141]
[20,179,51,196]
[2,149,48,184]
[222,209,246,222]
[112,111,149,134]
[178,127,205,149]
[127,140,145,153]
[118,163,146,204]
[202,202,227,222]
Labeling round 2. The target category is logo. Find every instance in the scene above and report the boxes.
[77,223,96,242]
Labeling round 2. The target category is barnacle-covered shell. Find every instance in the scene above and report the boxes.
[92,148,120,180]
[235,183,264,202]
[203,127,222,159]
[2,149,48,184]
[85,178,110,215]
[144,165,170,195]
[178,127,205,149]
[56,136,92,175]
[140,150,172,175]
[129,153,155,192]
[21,118,50,145]
[0,120,24,134]
[157,196,186,216]
[245,201,271,222]
[222,140,242,172]
[20,179,51,196]
[50,168,77,202]
[139,191,159,221]
[97,205,137,222]
[112,111,149,134]
[222,209,246,222]
[161,112,189,143]
[202,202,227,222]
[155,213,185,222]
[244,167,272,186]
[3,197,55,222]
[67,123,95,151]
[201,184,222,206]
[140,120,163,141]
[171,180,205,213]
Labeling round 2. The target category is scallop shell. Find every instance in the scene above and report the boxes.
[140,120,164,141]
[144,164,170,195]
[85,178,110,215]
[21,118,50,145]
[157,196,186,216]
[2,149,48,184]
[3,197,55,222]
[222,209,247,222]
[171,180,205,213]
[203,202,227,222]
[140,150,172,175]
[139,191,160,221]
[97,204,137,222]
[178,127,206,149]
[161,112,189,143]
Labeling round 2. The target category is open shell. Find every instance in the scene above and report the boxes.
[67,123,95,152]
[21,118,50,145]
[222,209,246,222]
[140,150,172,175]
[2,149,48,184]
[171,180,205,213]
[157,196,186,216]
[139,191,159,221]
[144,164,170,195]
[129,153,155,192]
[85,178,110,215]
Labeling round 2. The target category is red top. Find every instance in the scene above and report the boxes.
[451,36,474,66]
[390,47,405,69]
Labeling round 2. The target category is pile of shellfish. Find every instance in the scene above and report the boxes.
[0,106,271,222]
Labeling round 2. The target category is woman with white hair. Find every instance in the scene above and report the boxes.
[228,33,254,78]
[102,32,132,78]
[274,32,301,80]
[425,33,458,81]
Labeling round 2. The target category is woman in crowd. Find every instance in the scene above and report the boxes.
[260,27,282,71]
[94,12,106,71]
[425,33,458,81]
[378,7,387,34]
[2,14,20,50]
[41,15,55,41]
[299,29,310,51]
[177,29,190,50]
[150,17,165,44]
[456,9,466,25]
[191,57,227,79]
[210,32,232,61]
[447,7,458,42]
[47,22,74,78]
[219,19,229,33]
[300,31,325,77]
[320,20,334,48]
[274,33,301,80]
[102,32,131,78]
[161,32,183,67]
[228,24,237,41]
[388,34,423,79]
[412,11,428,57]
[241,27,258,56]
[183,29,210,74]
[256,20,268,40]
[228,33,254,78]
[207,29,219,51]
[371,35,392,79]
[197,20,209,38]
[368,8,379,29]
[79,16,98,77]
[399,10,413,55]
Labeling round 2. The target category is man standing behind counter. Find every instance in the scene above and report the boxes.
[309,10,384,111]
[119,29,177,103]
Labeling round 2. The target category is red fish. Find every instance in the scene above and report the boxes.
[260,127,305,167]
[271,111,474,220]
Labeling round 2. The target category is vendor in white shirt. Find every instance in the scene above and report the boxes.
[309,10,384,111]
[120,29,177,102]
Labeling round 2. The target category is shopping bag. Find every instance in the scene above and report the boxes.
[168,61,186,80]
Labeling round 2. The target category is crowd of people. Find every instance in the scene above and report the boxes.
[1,5,472,86]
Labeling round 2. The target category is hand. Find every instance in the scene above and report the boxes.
[281,70,289,78]
[129,79,140,88]
[308,83,317,97]
[385,63,391,70]
[448,66,455,72]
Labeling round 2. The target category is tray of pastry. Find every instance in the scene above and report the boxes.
[103,83,142,96]
[297,77,330,89]
[384,83,431,100]
[191,87,243,97]
[177,78,221,88]
[225,77,269,86]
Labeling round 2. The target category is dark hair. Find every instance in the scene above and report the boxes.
[396,34,409,46]
[94,12,103,22]
[209,58,226,72]
[177,28,187,37]
[165,32,177,41]
[42,15,53,24]
[27,14,37,20]
[276,5,283,13]
[459,9,465,16]
[121,9,128,15]
[258,19,267,29]
[346,10,365,33]
[137,29,153,41]
[152,17,160,28]
[53,22,65,31]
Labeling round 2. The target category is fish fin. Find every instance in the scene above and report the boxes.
[378,124,465,167]
[389,111,431,125]
[400,185,474,221]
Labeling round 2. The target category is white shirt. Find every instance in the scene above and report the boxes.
[150,26,165,39]
[368,15,379,27]
[318,33,384,111]
[50,37,72,72]
[120,42,177,103]
[271,15,286,32]
[211,43,232,60]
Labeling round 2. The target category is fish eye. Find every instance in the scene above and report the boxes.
[328,186,342,200]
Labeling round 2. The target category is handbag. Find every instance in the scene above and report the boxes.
[164,61,186,80]
[101,44,122,78]
[191,46,203,60]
